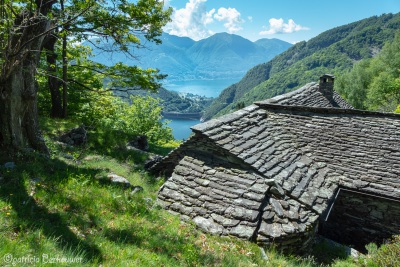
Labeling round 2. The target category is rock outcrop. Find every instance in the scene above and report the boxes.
[59,125,87,146]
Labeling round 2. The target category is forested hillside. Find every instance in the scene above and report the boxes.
[203,13,400,120]
[336,31,400,112]
[115,87,213,114]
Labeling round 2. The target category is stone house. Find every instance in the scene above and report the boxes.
[150,75,400,252]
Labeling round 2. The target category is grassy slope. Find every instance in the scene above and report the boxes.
[0,118,363,266]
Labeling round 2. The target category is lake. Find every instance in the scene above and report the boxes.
[162,78,240,140]
[163,118,199,141]
[163,78,240,98]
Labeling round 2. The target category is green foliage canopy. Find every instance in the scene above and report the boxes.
[336,30,400,112]
[78,93,173,144]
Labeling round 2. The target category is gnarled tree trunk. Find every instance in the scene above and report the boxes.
[0,58,48,154]
[0,2,54,156]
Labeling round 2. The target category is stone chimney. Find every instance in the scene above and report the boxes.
[319,74,335,103]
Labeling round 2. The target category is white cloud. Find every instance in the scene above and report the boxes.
[213,7,244,33]
[247,16,253,22]
[164,0,215,41]
[164,0,245,40]
[259,18,309,35]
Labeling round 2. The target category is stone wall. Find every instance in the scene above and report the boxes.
[320,188,400,252]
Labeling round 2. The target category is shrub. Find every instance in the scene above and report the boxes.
[363,235,400,267]
[79,92,173,145]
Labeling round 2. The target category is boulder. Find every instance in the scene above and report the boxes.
[59,125,87,146]
[108,174,131,188]
[127,135,149,151]
[108,174,144,195]
[144,155,163,170]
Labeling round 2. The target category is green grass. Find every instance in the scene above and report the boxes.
[0,118,381,266]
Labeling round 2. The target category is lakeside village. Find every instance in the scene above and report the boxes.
[161,92,213,120]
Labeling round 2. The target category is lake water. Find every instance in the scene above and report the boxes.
[162,78,240,140]
[163,118,199,141]
[163,78,240,98]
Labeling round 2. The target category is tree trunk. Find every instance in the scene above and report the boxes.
[61,0,68,118]
[62,32,68,118]
[43,32,64,118]
[0,4,53,156]
[0,59,49,155]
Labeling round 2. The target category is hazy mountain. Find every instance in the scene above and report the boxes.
[89,32,292,81]
[186,33,290,80]
[255,38,293,54]
[202,12,400,120]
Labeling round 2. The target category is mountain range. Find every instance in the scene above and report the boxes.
[90,32,292,81]
[202,12,400,120]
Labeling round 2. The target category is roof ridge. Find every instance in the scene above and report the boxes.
[191,104,259,133]
[254,103,400,118]
[255,82,318,105]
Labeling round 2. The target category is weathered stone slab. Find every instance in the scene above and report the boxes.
[282,222,297,234]
[269,184,285,198]
[204,202,226,214]
[192,207,208,216]
[181,187,201,198]
[170,202,193,215]
[211,214,240,227]
[234,198,262,210]
[174,165,191,176]
[258,222,283,238]
[243,191,265,202]
[225,206,259,222]
[211,187,240,199]
[270,198,284,218]
[193,217,224,235]
[159,188,185,202]
[194,178,210,186]
[230,224,255,239]
[248,183,269,194]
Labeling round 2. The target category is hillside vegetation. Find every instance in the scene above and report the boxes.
[203,13,400,120]
[336,30,400,112]
[114,87,213,115]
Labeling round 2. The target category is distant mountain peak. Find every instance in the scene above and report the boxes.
[203,12,400,121]
[88,31,292,81]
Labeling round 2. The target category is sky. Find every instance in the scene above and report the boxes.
[162,0,400,43]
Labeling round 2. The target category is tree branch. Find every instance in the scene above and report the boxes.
[8,3,94,58]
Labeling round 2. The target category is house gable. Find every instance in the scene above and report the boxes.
[157,134,321,251]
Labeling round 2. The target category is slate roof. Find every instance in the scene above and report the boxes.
[150,81,353,177]
[151,80,400,250]
[191,104,400,200]
[256,82,353,109]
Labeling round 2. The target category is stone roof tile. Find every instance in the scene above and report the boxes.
[255,82,353,109]
[153,80,399,251]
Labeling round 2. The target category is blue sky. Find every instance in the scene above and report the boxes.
[163,0,400,43]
